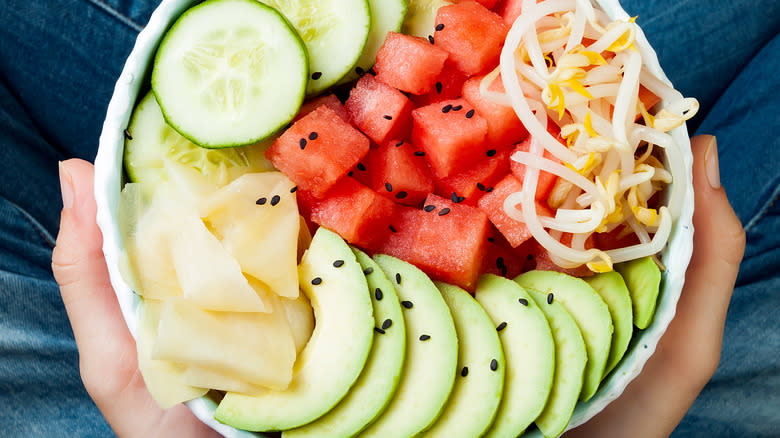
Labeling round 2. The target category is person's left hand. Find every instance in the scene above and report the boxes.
[52,158,220,438]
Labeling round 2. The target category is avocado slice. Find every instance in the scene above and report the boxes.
[425,282,505,438]
[585,271,633,376]
[615,256,661,330]
[527,288,587,438]
[283,249,406,438]
[214,228,374,431]
[515,270,613,402]
[475,274,555,438]
[361,255,458,437]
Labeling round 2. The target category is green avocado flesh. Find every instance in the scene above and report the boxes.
[585,271,634,376]
[214,228,374,431]
[282,249,406,438]
[476,274,555,438]
[515,270,613,402]
[360,255,458,438]
[615,256,662,330]
[425,282,505,438]
[527,288,587,438]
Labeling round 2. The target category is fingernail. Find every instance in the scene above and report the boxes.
[59,161,74,209]
[704,136,721,189]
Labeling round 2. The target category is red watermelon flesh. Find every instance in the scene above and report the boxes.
[307,177,397,249]
[375,206,419,259]
[410,59,468,107]
[510,138,561,201]
[375,32,449,95]
[480,240,530,278]
[595,225,641,251]
[295,94,349,122]
[411,98,488,178]
[434,1,508,75]
[462,74,529,147]
[369,140,435,207]
[526,241,594,277]
[453,0,499,9]
[346,75,414,145]
[434,146,511,206]
[477,173,554,247]
[266,105,369,198]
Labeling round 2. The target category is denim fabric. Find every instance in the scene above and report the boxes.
[0,0,777,436]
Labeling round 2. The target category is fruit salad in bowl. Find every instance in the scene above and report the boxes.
[95,0,698,437]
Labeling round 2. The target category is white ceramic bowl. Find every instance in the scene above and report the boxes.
[95,1,694,436]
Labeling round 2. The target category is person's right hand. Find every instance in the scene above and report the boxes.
[566,135,746,437]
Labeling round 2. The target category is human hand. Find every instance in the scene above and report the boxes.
[566,135,746,437]
[51,159,220,438]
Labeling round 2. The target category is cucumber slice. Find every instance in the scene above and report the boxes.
[152,0,307,148]
[259,0,371,95]
[124,91,274,187]
[403,0,452,38]
[339,0,408,84]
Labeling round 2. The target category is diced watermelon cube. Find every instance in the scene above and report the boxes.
[410,59,468,107]
[434,1,507,75]
[494,0,526,26]
[411,99,488,178]
[435,146,510,206]
[375,32,449,95]
[510,138,560,200]
[266,106,369,198]
[453,0,499,9]
[307,177,397,249]
[480,240,530,278]
[477,174,553,247]
[346,75,414,145]
[369,140,435,207]
[294,94,349,122]
[462,75,528,147]
[375,206,419,258]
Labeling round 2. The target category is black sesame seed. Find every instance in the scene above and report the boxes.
[486,149,497,157]
[383,114,393,120]
[356,66,365,77]
[419,334,431,341]
[395,191,408,199]
[396,140,404,147]
[368,67,377,75]
[375,288,383,300]
[438,207,451,216]
[518,298,529,306]
[333,260,344,268]
[382,319,392,330]
[496,257,505,269]
[490,359,499,371]
[496,322,507,332]
[364,267,374,275]
[401,300,413,309]
[270,195,281,206]
[485,187,494,192]
[414,151,426,157]
[374,327,386,334]
[311,71,322,80]
[435,81,443,94]
[385,182,393,192]
[424,205,436,212]
[452,105,463,111]
[256,197,267,205]
[428,35,435,44]
[348,171,354,177]
[487,237,495,242]
[461,366,469,377]
[527,254,534,260]
[442,104,453,113]
[465,109,475,119]
[477,182,486,191]
[435,23,445,31]
[309,132,318,140]
[357,162,366,171]
[389,224,398,233]
[290,186,298,193]
[299,138,307,150]
[123,129,133,140]
[501,265,507,276]
[395,273,402,284]
[547,293,554,304]
[311,277,323,285]
[451,192,464,203]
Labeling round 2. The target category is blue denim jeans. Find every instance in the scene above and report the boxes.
[0,0,777,436]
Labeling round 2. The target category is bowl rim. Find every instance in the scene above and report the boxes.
[94,1,694,436]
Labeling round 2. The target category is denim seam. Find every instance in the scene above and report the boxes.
[4,198,56,249]
[84,0,144,33]
[744,182,780,234]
